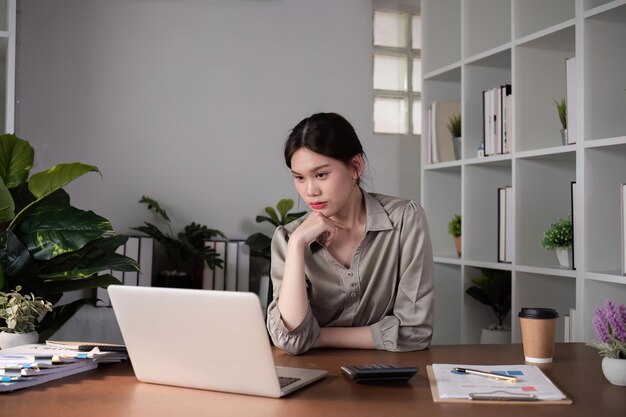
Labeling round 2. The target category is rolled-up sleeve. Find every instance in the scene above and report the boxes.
[369,201,434,351]
[266,226,321,355]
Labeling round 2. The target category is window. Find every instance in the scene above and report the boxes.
[373,10,421,135]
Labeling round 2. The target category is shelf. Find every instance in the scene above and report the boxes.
[462,266,512,344]
[423,167,461,258]
[586,271,626,284]
[516,145,575,160]
[515,25,575,152]
[584,135,626,148]
[584,0,626,16]
[514,0,575,40]
[516,153,576,267]
[422,0,461,74]
[462,0,511,59]
[463,259,513,271]
[423,159,462,170]
[464,49,511,158]
[585,145,626,273]
[583,280,626,341]
[434,255,463,265]
[464,153,511,166]
[423,64,461,81]
[514,272,576,343]
[584,3,626,141]
[465,162,512,263]
[515,264,577,278]
[432,263,462,345]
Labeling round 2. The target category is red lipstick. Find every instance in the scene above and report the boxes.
[309,202,327,210]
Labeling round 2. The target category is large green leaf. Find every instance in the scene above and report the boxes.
[276,198,294,219]
[0,177,15,223]
[20,203,112,261]
[28,162,100,199]
[35,298,94,342]
[0,229,39,283]
[38,234,139,279]
[0,134,34,189]
[39,272,123,294]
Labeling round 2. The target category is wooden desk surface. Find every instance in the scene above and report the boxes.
[1,343,623,417]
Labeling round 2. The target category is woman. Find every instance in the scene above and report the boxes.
[267,112,434,355]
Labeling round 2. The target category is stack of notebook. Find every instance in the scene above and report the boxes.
[0,342,127,392]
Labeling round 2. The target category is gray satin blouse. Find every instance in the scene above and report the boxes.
[266,190,434,355]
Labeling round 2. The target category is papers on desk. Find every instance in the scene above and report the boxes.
[428,364,571,404]
[0,343,128,392]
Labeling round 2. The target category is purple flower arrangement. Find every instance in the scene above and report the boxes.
[592,299,626,359]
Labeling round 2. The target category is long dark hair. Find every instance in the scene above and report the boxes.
[284,113,365,169]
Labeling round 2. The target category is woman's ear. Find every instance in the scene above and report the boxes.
[351,154,364,179]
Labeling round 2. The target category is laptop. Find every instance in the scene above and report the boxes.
[108,285,327,398]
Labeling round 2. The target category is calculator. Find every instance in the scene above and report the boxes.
[340,364,419,383]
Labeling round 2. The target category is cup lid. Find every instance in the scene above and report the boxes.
[518,307,559,319]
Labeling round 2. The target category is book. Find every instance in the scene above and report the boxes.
[45,340,127,353]
[431,101,460,163]
[138,236,154,286]
[566,57,577,144]
[498,187,507,263]
[571,182,577,270]
[236,241,250,292]
[213,241,226,290]
[203,240,216,289]
[0,343,128,392]
[225,241,239,291]
[123,236,140,286]
[505,186,513,263]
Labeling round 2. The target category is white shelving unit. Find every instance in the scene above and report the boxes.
[0,0,15,133]
[422,0,626,345]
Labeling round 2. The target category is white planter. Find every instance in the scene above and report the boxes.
[0,330,39,350]
[555,247,572,268]
[480,328,511,344]
[601,357,626,386]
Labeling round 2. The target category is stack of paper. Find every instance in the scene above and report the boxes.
[429,364,567,401]
[0,343,128,392]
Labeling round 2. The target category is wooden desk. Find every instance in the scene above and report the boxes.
[1,343,623,417]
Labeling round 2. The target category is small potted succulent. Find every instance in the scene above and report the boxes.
[592,299,626,386]
[465,269,511,344]
[447,214,461,257]
[554,98,567,145]
[540,216,573,268]
[0,286,53,349]
[447,113,462,160]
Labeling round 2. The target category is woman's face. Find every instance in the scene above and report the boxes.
[290,148,361,218]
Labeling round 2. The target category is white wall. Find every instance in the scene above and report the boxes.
[16,0,420,240]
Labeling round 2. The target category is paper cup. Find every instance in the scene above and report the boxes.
[518,308,559,363]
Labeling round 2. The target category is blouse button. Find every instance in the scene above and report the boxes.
[350,292,357,298]
[347,272,353,277]
[351,282,357,287]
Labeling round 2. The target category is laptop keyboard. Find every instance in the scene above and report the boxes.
[278,376,301,388]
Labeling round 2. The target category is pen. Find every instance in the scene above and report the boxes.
[452,367,518,383]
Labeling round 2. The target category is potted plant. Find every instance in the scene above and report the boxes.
[465,269,511,344]
[540,216,573,268]
[132,196,225,289]
[592,299,626,386]
[0,134,139,342]
[447,214,461,257]
[245,198,306,306]
[447,113,462,160]
[0,285,53,349]
[554,98,567,145]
